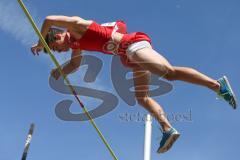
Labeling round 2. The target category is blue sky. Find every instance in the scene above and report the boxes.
[0,0,240,160]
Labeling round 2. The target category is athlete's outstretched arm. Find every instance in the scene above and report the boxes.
[51,49,82,80]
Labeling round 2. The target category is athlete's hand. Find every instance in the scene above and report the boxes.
[31,43,44,56]
[51,68,62,80]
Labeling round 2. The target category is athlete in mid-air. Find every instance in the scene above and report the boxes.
[31,15,237,153]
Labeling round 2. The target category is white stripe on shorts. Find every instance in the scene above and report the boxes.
[126,41,152,57]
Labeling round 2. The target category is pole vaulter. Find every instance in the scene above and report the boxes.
[18,0,237,156]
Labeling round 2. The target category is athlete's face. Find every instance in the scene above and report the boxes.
[49,32,70,53]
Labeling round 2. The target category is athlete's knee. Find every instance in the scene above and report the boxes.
[136,95,150,106]
[163,66,177,81]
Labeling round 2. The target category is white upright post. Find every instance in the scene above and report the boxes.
[144,114,152,160]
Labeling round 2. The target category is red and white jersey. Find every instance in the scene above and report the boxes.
[70,20,127,53]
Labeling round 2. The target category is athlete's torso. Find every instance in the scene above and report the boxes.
[69,20,126,54]
[67,19,151,68]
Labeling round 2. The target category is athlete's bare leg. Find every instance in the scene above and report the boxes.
[129,47,236,153]
[130,48,221,92]
[132,66,172,132]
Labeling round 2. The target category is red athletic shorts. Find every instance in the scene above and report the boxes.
[117,32,152,68]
